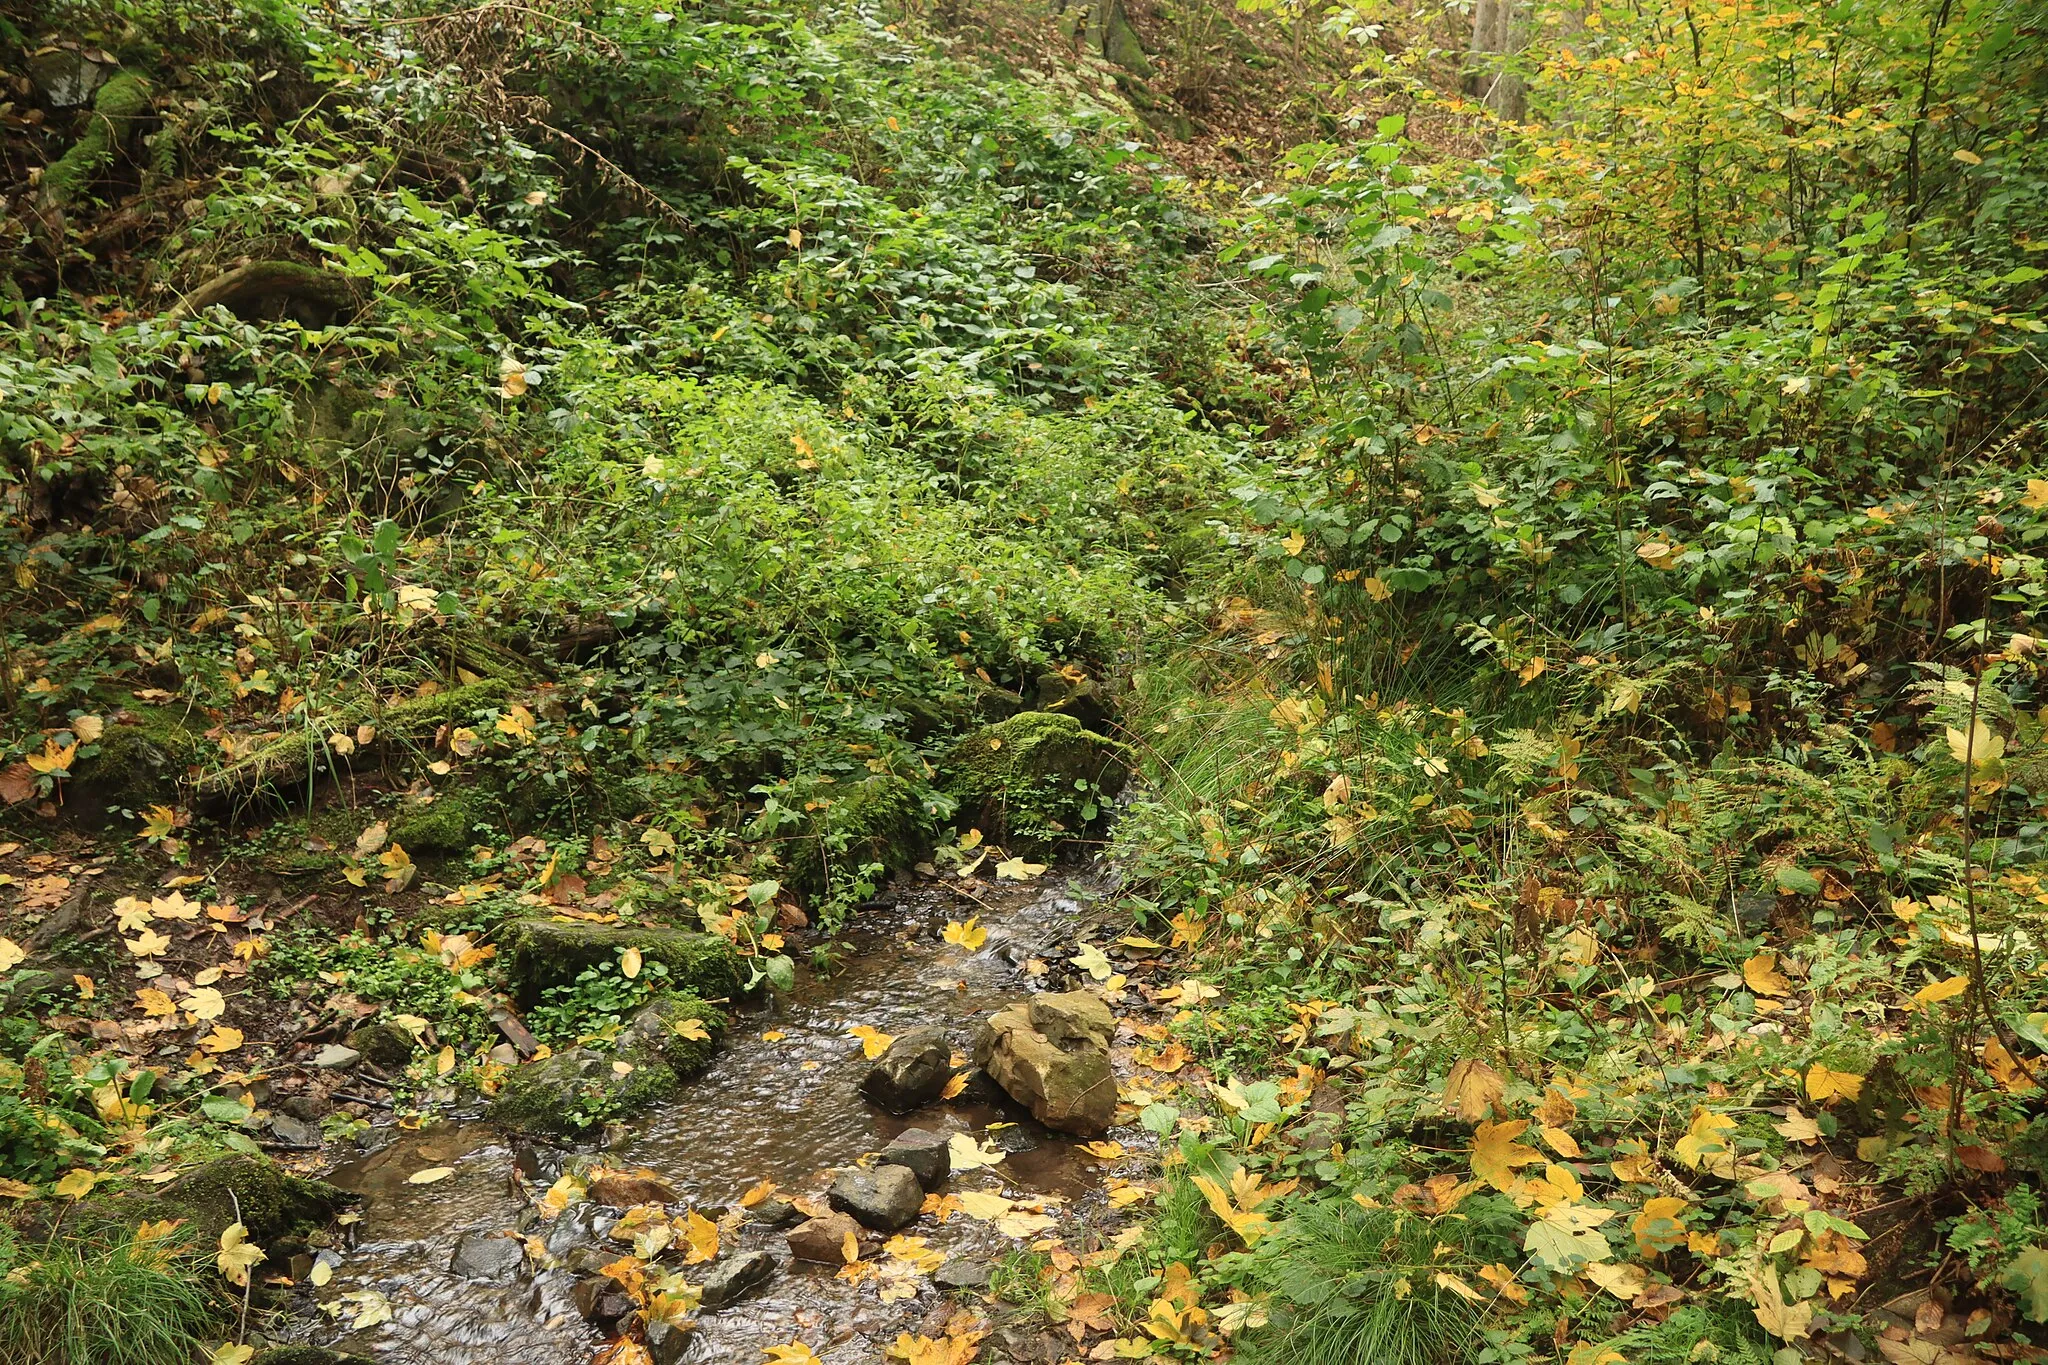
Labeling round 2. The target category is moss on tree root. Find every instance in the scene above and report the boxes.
[42,71,150,206]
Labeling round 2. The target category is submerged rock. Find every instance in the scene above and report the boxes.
[501,919,744,1002]
[251,1350,379,1365]
[860,1027,953,1113]
[973,991,1117,1134]
[587,1173,678,1208]
[700,1248,777,1308]
[449,1231,525,1284]
[934,1255,992,1290]
[787,1211,863,1262]
[879,1127,951,1190]
[829,1164,923,1231]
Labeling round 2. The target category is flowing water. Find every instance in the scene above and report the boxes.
[289,868,1122,1364]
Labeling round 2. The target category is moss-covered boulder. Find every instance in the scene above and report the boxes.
[782,774,930,899]
[387,784,498,854]
[346,1021,417,1069]
[64,706,206,822]
[942,711,1128,851]
[501,918,743,1003]
[155,1155,354,1248]
[489,993,726,1135]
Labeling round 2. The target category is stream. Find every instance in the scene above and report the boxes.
[286,867,1125,1364]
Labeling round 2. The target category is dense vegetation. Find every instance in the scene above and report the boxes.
[2,0,2046,1361]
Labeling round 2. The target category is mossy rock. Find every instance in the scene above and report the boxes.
[942,711,1128,851]
[346,1021,417,1069]
[64,706,206,822]
[782,774,930,899]
[387,782,503,854]
[501,918,743,1003]
[488,993,725,1135]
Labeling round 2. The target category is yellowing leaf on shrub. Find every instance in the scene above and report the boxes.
[640,827,677,856]
[1673,1108,1738,1177]
[217,1222,265,1286]
[1945,719,2005,767]
[941,918,987,950]
[1911,975,1970,1009]
[1805,1063,1864,1104]
[849,1024,895,1059]
[1470,1119,1542,1191]
[1742,951,1793,997]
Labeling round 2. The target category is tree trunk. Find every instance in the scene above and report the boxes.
[1465,0,1527,122]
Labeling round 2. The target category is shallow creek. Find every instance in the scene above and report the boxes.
[290,869,1121,1364]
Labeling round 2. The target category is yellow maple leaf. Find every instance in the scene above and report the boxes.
[54,1168,97,1199]
[682,1210,719,1264]
[179,987,226,1022]
[849,1024,895,1059]
[140,805,178,841]
[763,1343,824,1365]
[1442,1057,1504,1121]
[941,918,987,950]
[670,1017,710,1042]
[495,704,537,742]
[1805,1063,1864,1104]
[739,1179,778,1207]
[216,1222,265,1286]
[1911,975,1970,1009]
[200,1026,245,1054]
[0,938,23,973]
[1470,1118,1542,1191]
[126,928,171,958]
[1673,1108,1738,1177]
[25,739,78,775]
[1742,950,1793,997]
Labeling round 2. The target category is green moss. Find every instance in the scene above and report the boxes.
[942,711,1128,851]
[783,773,930,898]
[42,71,150,207]
[387,784,499,854]
[149,1156,352,1248]
[489,992,727,1135]
[68,706,205,816]
[193,680,512,800]
[501,918,744,1002]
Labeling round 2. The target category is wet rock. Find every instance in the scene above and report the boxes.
[746,1196,801,1227]
[572,1273,637,1333]
[787,1212,863,1262]
[503,919,743,1003]
[488,1041,521,1066]
[588,1173,678,1208]
[934,1255,992,1290]
[829,1164,923,1231]
[973,992,1116,1135]
[700,1248,777,1308]
[347,1021,417,1069]
[620,994,725,1076]
[278,1094,331,1122]
[449,1231,525,1284]
[644,1320,693,1365]
[545,1203,615,1257]
[879,1127,951,1189]
[310,1044,359,1069]
[860,1027,953,1113]
[268,1113,323,1149]
[251,1350,380,1365]
[947,1066,1007,1106]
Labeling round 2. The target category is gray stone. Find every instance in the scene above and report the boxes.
[311,1044,360,1069]
[879,1127,951,1190]
[829,1164,924,1231]
[571,1273,635,1332]
[28,49,111,108]
[934,1255,992,1290]
[644,1320,693,1365]
[268,1113,323,1149]
[449,1231,524,1284]
[700,1249,776,1308]
[787,1212,863,1262]
[860,1027,953,1113]
[746,1197,801,1227]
